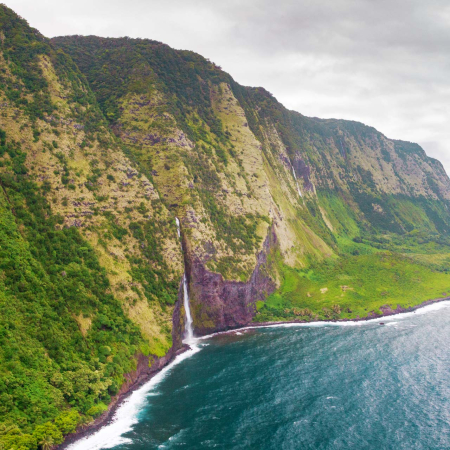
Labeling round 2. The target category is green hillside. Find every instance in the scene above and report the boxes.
[0,4,450,448]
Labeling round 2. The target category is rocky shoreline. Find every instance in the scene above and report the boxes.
[59,295,450,449]
[58,345,190,449]
[248,295,450,328]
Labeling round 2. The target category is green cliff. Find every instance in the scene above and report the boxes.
[1,5,450,448]
[53,35,450,323]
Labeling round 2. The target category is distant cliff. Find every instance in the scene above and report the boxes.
[1,4,450,448]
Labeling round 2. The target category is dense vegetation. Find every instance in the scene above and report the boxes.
[0,132,147,449]
[0,6,178,449]
[0,6,105,131]
[51,35,230,142]
[52,35,271,279]
[1,4,450,449]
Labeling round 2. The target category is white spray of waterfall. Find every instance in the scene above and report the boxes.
[175,217,194,342]
[289,159,303,198]
[182,273,194,342]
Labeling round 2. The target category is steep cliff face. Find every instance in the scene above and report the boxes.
[186,226,278,335]
[0,7,185,447]
[0,8,184,348]
[1,4,450,448]
[53,35,450,311]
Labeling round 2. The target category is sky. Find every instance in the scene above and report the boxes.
[6,0,450,174]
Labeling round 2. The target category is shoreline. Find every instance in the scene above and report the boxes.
[197,295,450,341]
[249,295,450,328]
[60,294,450,449]
[59,345,191,449]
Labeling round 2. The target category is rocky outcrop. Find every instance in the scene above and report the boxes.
[293,155,314,192]
[186,227,278,335]
[171,281,185,348]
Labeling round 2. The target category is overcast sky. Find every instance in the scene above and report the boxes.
[6,0,450,174]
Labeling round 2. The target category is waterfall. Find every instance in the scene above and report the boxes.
[175,217,194,342]
[182,273,194,342]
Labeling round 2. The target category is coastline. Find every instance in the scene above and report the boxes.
[59,345,191,449]
[248,295,450,328]
[60,294,450,449]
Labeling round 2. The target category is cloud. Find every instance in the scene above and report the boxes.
[6,0,450,174]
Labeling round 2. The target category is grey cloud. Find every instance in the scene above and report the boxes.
[6,0,450,173]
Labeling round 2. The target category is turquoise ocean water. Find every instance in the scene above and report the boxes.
[71,302,450,450]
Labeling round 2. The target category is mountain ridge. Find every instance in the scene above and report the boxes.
[1,4,450,448]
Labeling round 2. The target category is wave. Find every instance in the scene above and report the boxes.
[198,300,450,340]
[67,345,202,450]
[68,299,450,450]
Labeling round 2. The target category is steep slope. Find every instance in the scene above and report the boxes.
[0,6,184,448]
[1,4,450,448]
[54,35,450,324]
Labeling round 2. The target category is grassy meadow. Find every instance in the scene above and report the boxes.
[256,246,450,322]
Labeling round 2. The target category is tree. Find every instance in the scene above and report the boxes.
[54,410,80,435]
[39,436,54,450]
[32,423,62,448]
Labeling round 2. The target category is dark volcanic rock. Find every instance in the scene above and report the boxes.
[293,157,314,192]
[172,284,184,349]
[186,227,277,336]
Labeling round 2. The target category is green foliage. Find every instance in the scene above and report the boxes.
[53,410,80,434]
[102,211,128,241]
[0,6,53,121]
[2,8,450,449]
[200,189,262,254]
[52,35,229,142]
[54,30,450,275]
[127,219,179,305]
[33,423,63,447]
[183,149,262,254]
[257,250,450,322]
[0,4,108,132]
[0,134,145,448]
[85,403,107,419]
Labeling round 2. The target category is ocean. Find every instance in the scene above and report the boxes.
[69,302,450,450]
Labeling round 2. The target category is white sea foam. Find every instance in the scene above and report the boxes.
[198,300,450,340]
[67,345,201,450]
[68,300,450,450]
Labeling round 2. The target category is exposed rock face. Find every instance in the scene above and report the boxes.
[186,227,278,335]
[172,281,185,348]
[171,283,186,345]
[292,156,314,192]
[3,6,450,446]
